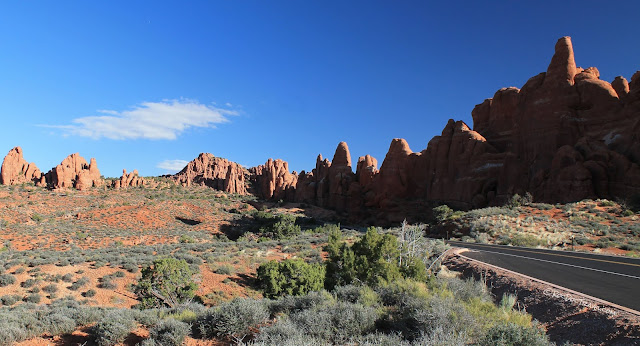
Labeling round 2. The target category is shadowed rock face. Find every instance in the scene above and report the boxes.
[173,153,248,195]
[249,36,640,221]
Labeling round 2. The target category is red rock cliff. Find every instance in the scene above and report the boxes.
[250,36,640,217]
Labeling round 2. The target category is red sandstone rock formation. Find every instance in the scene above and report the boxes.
[356,155,378,188]
[173,153,247,194]
[250,159,298,201]
[250,36,640,218]
[114,169,145,189]
[327,142,355,212]
[470,36,640,204]
[43,154,102,190]
[0,147,41,185]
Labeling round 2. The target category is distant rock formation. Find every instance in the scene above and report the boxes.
[114,169,145,189]
[249,158,298,201]
[249,36,640,221]
[0,148,103,191]
[42,153,102,190]
[253,142,374,214]
[0,147,41,185]
[173,153,247,194]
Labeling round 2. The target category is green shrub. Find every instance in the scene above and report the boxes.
[595,239,611,249]
[123,262,139,273]
[325,228,426,289]
[43,313,77,336]
[333,284,379,307]
[269,291,333,315]
[24,293,41,303]
[257,259,325,299]
[478,322,549,346]
[93,310,136,346]
[620,244,640,252]
[599,200,616,207]
[446,277,490,303]
[574,236,589,245]
[70,276,90,291]
[214,264,234,275]
[100,279,117,290]
[196,298,269,343]
[147,318,190,346]
[509,234,546,248]
[31,213,43,223]
[179,235,196,243]
[0,273,16,287]
[377,278,431,307]
[506,193,533,208]
[252,318,327,345]
[134,258,198,309]
[0,294,21,306]
[432,205,454,223]
[413,326,468,345]
[42,283,59,294]
[258,214,301,239]
[83,289,97,298]
[289,301,377,343]
[21,278,37,288]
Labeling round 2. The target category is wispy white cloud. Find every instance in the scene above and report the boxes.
[157,159,189,173]
[47,99,237,140]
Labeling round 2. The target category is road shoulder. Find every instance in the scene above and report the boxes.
[443,249,640,345]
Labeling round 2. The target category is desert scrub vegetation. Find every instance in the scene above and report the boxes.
[249,210,302,239]
[143,318,191,346]
[435,198,640,254]
[257,258,325,298]
[134,258,198,309]
[187,276,548,345]
[0,295,201,344]
[216,223,548,345]
[324,225,446,289]
[0,273,16,287]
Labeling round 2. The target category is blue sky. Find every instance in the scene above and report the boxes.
[1,1,639,177]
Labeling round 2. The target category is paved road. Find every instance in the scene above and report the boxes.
[447,240,640,312]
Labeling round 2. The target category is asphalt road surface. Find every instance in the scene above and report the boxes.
[447,240,640,312]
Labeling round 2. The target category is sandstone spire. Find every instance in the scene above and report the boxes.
[545,36,577,86]
[331,142,352,169]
